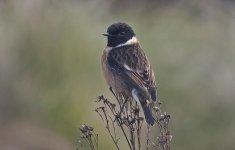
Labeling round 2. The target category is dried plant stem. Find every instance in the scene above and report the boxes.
[153,102,172,150]
[135,103,142,150]
[91,133,98,150]
[78,124,99,150]
[92,90,172,150]
[102,106,120,150]
[146,125,150,150]
[78,89,172,150]
[120,122,133,149]
[111,102,133,150]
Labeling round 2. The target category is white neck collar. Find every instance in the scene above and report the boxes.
[105,36,138,52]
[115,36,138,48]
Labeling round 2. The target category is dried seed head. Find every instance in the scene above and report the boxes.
[80,135,87,138]
[88,126,93,131]
[153,106,160,112]
[96,95,104,102]
[79,124,88,132]
[159,115,165,121]
[129,118,136,125]
[166,114,171,119]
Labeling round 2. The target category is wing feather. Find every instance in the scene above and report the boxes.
[107,44,157,101]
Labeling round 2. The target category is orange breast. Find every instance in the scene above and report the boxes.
[101,48,130,96]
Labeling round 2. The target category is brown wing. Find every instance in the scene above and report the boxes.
[107,44,157,101]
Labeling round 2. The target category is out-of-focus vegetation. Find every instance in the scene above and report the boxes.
[0,0,235,149]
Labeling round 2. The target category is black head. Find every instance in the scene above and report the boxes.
[103,22,136,47]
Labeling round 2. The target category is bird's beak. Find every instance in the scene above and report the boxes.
[102,33,112,37]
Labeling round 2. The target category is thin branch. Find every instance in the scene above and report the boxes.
[146,125,150,150]
[94,92,172,150]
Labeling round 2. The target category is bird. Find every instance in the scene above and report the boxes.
[101,22,157,125]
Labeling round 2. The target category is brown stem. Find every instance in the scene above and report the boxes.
[146,125,150,150]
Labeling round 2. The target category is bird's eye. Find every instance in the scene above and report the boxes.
[119,32,125,36]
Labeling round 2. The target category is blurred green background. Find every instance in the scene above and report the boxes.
[0,0,235,149]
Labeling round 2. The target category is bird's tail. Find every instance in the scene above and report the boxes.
[141,103,155,126]
[132,88,155,125]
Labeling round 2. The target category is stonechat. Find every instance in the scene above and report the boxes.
[101,22,157,125]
